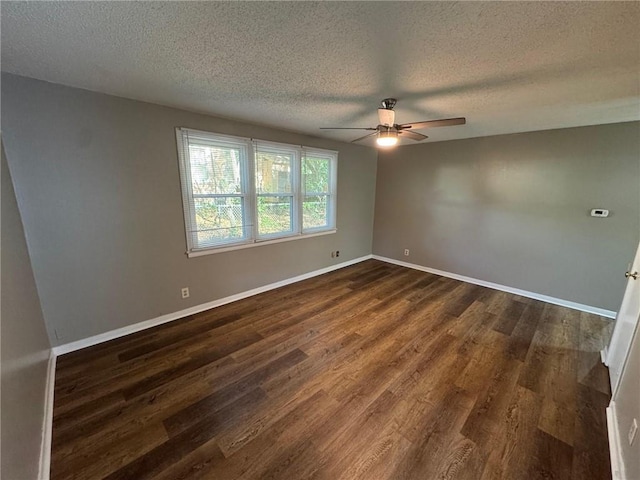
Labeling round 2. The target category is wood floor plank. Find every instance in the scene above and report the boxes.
[538,397,576,447]
[51,422,169,480]
[52,356,237,456]
[121,330,264,400]
[104,388,266,480]
[160,389,339,480]
[506,303,544,361]
[338,426,412,480]
[479,385,543,480]
[529,430,574,480]
[432,434,487,480]
[493,298,527,336]
[51,259,613,480]
[305,389,405,479]
[392,385,477,479]
[578,312,613,395]
[117,313,243,362]
[445,283,487,317]
[163,348,307,438]
[54,324,264,413]
[459,345,524,448]
[572,384,612,480]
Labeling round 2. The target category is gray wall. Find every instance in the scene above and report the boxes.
[373,122,640,312]
[1,74,378,345]
[1,142,52,479]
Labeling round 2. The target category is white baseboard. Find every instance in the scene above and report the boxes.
[38,350,56,480]
[607,401,626,480]
[601,346,609,365]
[52,255,373,356]
[53,253,614,356]
[372,255,617,319]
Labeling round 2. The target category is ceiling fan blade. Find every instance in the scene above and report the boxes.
[399,117,466,130]
[351,132,378,143]
[399,130,428,141]
[320,127,377,130]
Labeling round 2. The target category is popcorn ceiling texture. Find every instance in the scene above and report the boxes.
[2,1,639,145]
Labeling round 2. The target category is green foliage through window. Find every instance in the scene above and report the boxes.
[303,156,331,230]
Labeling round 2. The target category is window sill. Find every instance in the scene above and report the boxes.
[186,229,337,258]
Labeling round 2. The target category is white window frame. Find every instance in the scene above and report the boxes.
[176,128,338,257]
[302,148,338,234]
[253,140,300,241]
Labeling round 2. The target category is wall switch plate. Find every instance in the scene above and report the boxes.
[404,249,410,256]
[629,418,638,445]
[181,287,190,299]
[590,208,609,217]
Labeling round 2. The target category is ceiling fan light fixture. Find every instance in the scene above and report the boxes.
[376,130,399,147]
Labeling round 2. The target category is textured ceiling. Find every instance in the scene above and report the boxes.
[2,1,639,145]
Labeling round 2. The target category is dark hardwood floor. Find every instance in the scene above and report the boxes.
[51,260,614,479]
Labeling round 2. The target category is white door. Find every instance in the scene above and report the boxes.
[606,241,640,394]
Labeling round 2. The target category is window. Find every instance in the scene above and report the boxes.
[176,128,337,256]
[302,150,336,232]
[254,142,297,239]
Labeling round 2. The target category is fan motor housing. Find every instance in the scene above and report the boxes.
[378,108,396,127]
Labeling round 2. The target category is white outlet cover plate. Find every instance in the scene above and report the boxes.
[629,418,638,445]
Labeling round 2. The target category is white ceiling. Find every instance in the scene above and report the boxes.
[2,1,639,146]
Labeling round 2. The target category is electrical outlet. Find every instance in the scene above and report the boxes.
[404,249,410,256]
[336,250,340,257]
[181,287,190,299]
[629,418,638,445]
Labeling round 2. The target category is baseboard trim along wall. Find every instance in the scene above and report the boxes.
[39,350,56,480]
[53,253,616,357]
[52,255,374,356]
[372,255,617,319]
[601,346,609,365]
[606,402,626,480]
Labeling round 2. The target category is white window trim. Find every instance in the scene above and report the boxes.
[186,229,337,257]
[176,128,338,257]
[302,147,338,234]
[254,139,300,240]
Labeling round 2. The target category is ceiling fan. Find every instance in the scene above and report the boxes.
[320,98,466,147]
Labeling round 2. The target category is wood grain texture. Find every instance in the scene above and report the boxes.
[51,260,613,480]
